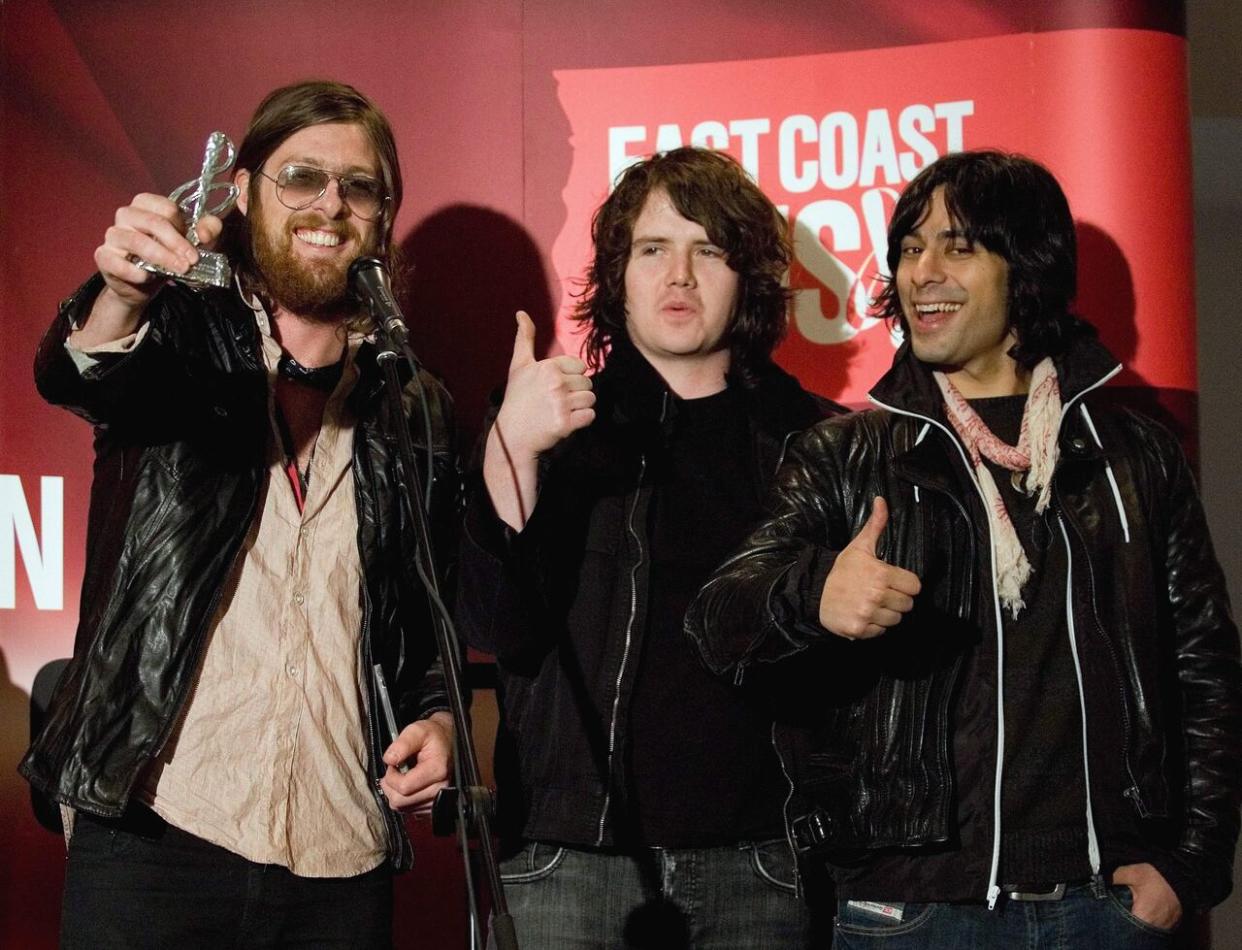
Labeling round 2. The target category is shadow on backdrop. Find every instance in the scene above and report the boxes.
[1076,220,1198,467]
[400,204,556,448]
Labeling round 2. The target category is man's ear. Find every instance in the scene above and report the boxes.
[235,170,251,216]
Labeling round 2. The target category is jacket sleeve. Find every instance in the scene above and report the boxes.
[36,270,247,442]
[35,274,226,430]
[685,416,867,678]
[395,367,464,725]
[1141,420,1242,912]
[453,407,560,663]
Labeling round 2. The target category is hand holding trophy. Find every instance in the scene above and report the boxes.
[131,131,239,289]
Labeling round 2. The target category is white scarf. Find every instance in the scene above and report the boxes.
[934,358,1061,617]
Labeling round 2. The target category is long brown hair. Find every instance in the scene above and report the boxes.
[574,147,791,385]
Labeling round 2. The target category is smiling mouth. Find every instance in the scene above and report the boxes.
[294,228,344,248]
[911,302,962,327]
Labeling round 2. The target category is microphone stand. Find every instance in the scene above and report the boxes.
[370,314,518,950]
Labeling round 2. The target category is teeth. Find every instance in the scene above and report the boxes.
[295,229,342,247]
[915,303,961,313]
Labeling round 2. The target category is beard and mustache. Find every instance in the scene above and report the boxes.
[248,197,376,322]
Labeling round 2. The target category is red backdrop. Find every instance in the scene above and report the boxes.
[0,2,1191,946]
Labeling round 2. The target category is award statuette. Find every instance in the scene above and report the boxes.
[133,131,239,289]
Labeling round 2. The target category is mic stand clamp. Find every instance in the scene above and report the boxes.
[431,785,496,839]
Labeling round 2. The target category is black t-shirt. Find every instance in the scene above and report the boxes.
[625,386,789,847]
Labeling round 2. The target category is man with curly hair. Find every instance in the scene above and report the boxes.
[457,146,841,947]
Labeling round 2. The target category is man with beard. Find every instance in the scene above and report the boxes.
[21,81,459,949]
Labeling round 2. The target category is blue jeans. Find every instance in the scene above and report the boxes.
[832,882,1175,949]
[492,839,818,949]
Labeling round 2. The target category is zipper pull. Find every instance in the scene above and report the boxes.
[1123,785,1152,818]
[986,884,1001,910]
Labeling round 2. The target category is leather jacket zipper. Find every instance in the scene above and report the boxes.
[595,452,649,845]
[773,720,804,897]
[1051,364,1142,812]
[360,582,411,868]
[1055,490,1143,813]
[357,427,413,869]
[1056,515,1103,878]
[868,396,1011,909]
[767,427,832,885]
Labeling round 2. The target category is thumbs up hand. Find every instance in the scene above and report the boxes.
[818,497,922,639]
[484,311,596,530]
[495,310,596,460]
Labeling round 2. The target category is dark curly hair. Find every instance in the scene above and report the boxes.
[574,147,790,384]
[218,79,404,319]
[873,149,1094,369]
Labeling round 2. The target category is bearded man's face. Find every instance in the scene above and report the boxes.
[237,122,384,320]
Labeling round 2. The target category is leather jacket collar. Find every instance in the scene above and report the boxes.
[595,336,834,447]
[869,332,1122,423]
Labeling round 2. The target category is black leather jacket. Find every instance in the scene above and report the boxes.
[686,337,1242,912]
[19,276,460,871]
[456,340,841,847]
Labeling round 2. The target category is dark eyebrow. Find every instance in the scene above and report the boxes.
[631,236,723,248]
[901,226,973,246]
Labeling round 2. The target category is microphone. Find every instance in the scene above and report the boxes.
[349,256,409,346]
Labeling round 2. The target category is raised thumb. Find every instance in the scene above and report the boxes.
[851,496,889,555]
[509,310,537,371]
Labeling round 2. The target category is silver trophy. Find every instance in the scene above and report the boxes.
[134,131,239,289]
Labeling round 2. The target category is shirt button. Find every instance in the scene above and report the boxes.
[293,591,305,605]
[287,664,298,676]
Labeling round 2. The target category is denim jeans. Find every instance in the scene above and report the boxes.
[832,881,1175,949]
[492,839,818,949]
[61,807,393,950]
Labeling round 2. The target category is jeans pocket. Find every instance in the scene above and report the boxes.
[498,841,565,884]
[1106,885,1177,937]
[835,899,937,937]
[748,838,798,894]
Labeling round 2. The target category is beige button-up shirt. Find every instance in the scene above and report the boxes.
[135,306,389,877]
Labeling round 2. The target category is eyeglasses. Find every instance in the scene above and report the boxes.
[256,164,389,221]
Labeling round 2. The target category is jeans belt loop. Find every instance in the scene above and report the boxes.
[1003,882,1068,902]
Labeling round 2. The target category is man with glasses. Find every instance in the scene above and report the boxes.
[21,80,459,949]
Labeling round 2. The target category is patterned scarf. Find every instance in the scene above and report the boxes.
[934,358,1061,617]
